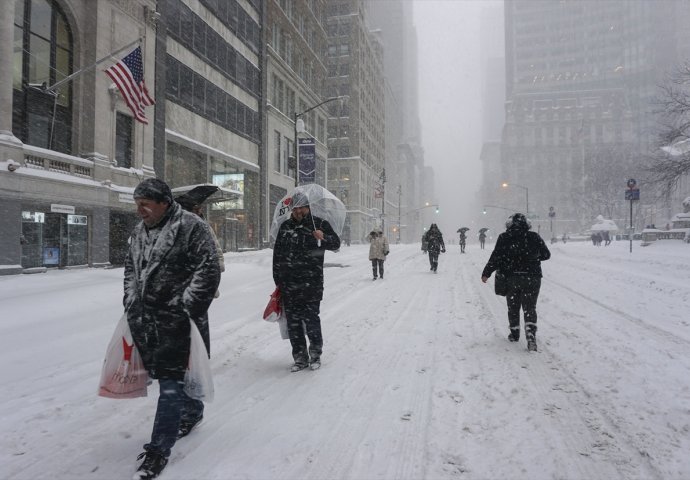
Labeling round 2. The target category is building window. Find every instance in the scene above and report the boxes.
[13,0,73,154]
[115,112,133,168]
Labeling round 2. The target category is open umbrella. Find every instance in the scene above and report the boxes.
[171,183,241,205]
[590,215,618,232]
[457,227,470,233]
[269,184,347,247]
[174,185,219,208]
[478,228,489,234]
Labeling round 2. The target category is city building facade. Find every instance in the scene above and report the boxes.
[263,0,329,245]
[325,0,386,244]
[159,0,262,251]
[1,0,159,274]
[501,0,689,234]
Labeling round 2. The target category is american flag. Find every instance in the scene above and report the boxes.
[105,46,154,124]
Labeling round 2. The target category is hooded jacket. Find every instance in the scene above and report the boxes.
[272,212,341,303]
[482,220,550,279]
[367,228,389,260]
[124,202,221,380]
[423,225,446,254]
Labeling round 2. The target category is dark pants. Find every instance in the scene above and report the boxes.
[428,251,439,271]
[283,301,323,363]
[506,276,541,339]
[145,379,204,458]
[371,259,384,278]
[460,241,466,253]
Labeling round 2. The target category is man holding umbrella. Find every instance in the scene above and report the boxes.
[272,191,341,372]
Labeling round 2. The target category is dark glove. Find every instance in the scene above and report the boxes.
[441,248,446,253]
[384,251,389,256]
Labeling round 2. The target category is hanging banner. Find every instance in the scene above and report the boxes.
[298,137,316,185]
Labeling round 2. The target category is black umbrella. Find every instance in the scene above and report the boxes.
[457,227,470,233]
[174,185,220,207]
[479,228,489,234]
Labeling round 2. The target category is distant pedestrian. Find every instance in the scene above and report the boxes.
[481,213,550,352]
[366,228,389,280]
[478,231,487,250]
[602,231,611,246]
[458,231,467,253]
[272,192,341,372]
[124,178,221,479]
[423,223,446,272]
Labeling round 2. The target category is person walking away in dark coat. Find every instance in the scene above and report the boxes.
[480,213,550,352]
[458,231,467,253]
[273,192,341,372]
[124,179,221,479]
[176,195,225,298]
[423,223,446,272]
[478,231,487,250]
[366,227,389,280]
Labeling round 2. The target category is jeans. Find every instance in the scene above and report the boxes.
[145,379,204,458]
[506,275,541,339]
[428,251,439,270]
[371,259,384,278]
[283,301,323,363]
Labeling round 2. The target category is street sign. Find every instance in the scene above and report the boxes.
[627,178,637,189]
[625,188,640,201]
[548,206,556,218]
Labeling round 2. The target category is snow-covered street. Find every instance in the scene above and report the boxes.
[2,240,690,480]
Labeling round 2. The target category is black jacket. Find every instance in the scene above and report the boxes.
[124,203,221,380]
[272,213,340,303]
[423,228,445,254]
[482,227,550,278]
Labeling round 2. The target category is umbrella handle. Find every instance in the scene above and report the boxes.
[317,239,321,247]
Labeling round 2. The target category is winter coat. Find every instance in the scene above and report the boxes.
[481,226,550,279]
[124,202,221,380]
[272,212,341,304]
[423,228,446,254]
[367,229,389,261]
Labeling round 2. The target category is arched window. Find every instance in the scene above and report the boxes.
[13,0,73,154]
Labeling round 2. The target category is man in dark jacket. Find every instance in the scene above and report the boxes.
[124,178,220,479]
[481,213,550,352]
[423,223,446,272]
[272,192,341,372]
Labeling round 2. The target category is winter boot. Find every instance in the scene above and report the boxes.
[508,332,519,342]
[177,415,203,439]
[310,358,321,370]
[526,333,537,352]
[291,362,309,372]
[133,451,168,480]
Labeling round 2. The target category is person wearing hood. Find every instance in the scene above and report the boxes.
[481,213,550,352]
[272,192,341,372]
[366,227,389,280]
[124,178,221,479]
[422,223,446,272]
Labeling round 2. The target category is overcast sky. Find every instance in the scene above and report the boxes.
[414,0,503,236]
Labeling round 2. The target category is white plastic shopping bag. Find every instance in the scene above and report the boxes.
[98,314,149,399]
[184,321,214,402]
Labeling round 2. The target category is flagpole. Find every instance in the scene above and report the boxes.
[45,37,143,93]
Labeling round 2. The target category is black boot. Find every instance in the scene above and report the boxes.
[134,451,168,479]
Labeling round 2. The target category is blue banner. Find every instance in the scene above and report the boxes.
[298,137,316,185]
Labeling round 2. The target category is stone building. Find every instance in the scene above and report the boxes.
[262,0,329,245]
[325,0,386,244]
[1,0,159,274]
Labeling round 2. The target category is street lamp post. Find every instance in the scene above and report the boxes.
[501,182,529,215]
[293,96,345,186]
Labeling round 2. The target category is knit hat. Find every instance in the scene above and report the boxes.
[133,178,173,204]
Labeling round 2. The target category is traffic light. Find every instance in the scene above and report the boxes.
[435,206,439,214]
[483,208,487,215]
